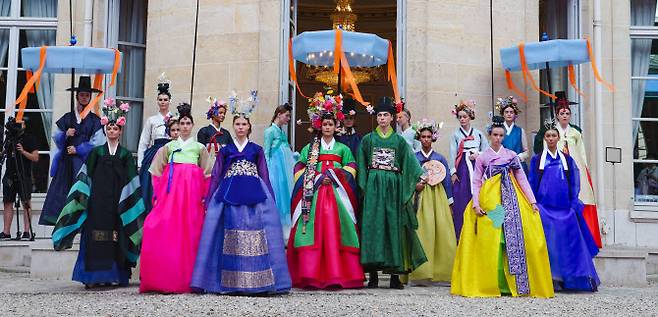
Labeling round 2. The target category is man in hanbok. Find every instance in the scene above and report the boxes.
[40,76,105,225]
[356,97,426,289]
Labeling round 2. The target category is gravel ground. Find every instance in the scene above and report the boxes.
[0,272,656,316]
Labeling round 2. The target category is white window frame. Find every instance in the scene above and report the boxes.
[106,0,146,153]
[0,0,57,199]
[630,24,658,210]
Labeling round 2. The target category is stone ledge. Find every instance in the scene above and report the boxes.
[0,241,32,267]
[595,248,648,287]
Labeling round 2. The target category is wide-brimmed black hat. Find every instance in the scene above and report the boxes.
[373,96,396,115]
[66,76,102,93]
[342,98,358,115]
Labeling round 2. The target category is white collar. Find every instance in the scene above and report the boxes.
[459,126,473,136]
[504,122,515,135]
[321,137,335,150]
[558,124,569,136]
[233,137,249,152]
[539,148,568,170]
[490,146,503,155]
[177,136,194,147]
[107,141,119,155]
[210,123,222,132]
[420,148,433,159]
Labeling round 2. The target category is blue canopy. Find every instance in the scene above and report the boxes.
[292,30,389,67]
[500,39,590,72]
[21,46,122,74]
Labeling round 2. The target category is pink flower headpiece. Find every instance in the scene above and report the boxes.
[101,98,130,126]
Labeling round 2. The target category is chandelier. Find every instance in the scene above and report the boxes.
[310,0,381,88]
[331,0,357,32]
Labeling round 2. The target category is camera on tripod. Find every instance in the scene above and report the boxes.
[1,116,35,241]
[2,117,25,146]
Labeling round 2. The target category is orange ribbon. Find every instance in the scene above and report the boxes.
[15,46,48,122]
[567,64,585,97]
[505,70,528,103]
[519,42,556,100]
[585,37,615,92]
[332,29,369,106]
[387,40,400,104]
[81,49,121,119]
[288,38,310,99]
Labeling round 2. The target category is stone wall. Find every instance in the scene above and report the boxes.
[405,0,541,153]
[144,0,281,143]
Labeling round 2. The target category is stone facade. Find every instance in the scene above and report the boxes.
[15,0,658,250]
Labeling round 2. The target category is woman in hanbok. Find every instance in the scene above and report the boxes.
[140,103,212,293]
[533,92,602,248]
[407,119,456,285]
[529,121,600,292]
[52,100,145,288]
[191,91,291,295]
[264,103,296,241]
[448,100,488,241]
[287,94,364,289]
[197,97,233,154]
[396,108,420,152]
[137,80,172,214]
[335,98,362,157]
[451,116,553,298]
[496,96,529,174]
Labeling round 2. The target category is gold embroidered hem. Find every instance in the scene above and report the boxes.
[222,229,270,256]
[220,269,275,289]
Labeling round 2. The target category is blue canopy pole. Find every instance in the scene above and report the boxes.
[541,32,555,119]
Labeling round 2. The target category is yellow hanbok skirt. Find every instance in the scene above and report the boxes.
[408,184,456,283]
[450,173,554,298]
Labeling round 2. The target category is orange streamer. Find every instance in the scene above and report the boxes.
[81,49,121,119]
[288,38,310,99]
[26,71,35,93]
[568,64,585,97]
[519,42,556,100]
[15,46,47,122]
[585,37,615,92]
[387,40,400,104]
[334,29,342,74]
[340,53,369,106]
[505,70,528,103]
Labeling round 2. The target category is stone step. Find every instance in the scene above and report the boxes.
[647,251,658,275]
[594,247,649,287]
[0,265,30,273]
[0,240,32,267]
[648,274,658,285]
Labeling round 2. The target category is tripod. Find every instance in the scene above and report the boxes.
[1,131,36,241]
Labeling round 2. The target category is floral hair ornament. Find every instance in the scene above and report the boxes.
[452,99,477,120]
[228,90,258,118]
[205,96,228,120]
[413,119,444,142]
[101,97,130,126]
[306,91,344,130]
[495,96,521,115]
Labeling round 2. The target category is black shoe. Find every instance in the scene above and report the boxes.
[0,232,11,240]
[21,232,34,241]
[390,275,404,289]
[367,272,379,288]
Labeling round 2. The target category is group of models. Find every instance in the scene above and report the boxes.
[42,76,601,298]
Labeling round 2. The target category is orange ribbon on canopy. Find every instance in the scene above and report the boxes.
[289,29,401,107]
[505,38,614,101]
[14,47,121,122]
[288,38,311,99]
[81,48,121,119]
[14,46,47,122]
